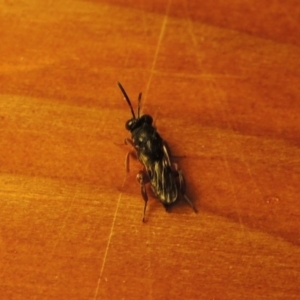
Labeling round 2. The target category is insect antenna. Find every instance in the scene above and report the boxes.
[118,82,136,119]
[137,92,142,118]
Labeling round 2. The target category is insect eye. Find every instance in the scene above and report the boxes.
[142,115,153,125]
[126,119,134,130]
[126,118,141,131]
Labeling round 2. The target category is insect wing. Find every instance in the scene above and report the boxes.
[145,153,178,205]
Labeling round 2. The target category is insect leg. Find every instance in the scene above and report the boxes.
[125,138,135,147]
[125,150,137,172]
[136,170,149,222]
[174,164,198,213]
[125,138,137,172]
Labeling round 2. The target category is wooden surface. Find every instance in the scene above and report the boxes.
[1,0,300,299]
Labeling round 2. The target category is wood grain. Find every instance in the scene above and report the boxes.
[1,0,300,299]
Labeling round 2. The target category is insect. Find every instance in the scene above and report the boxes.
[118,82,197,222]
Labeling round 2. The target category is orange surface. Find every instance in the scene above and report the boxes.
[1,1,300,299]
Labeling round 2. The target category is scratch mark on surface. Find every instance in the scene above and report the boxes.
[144,0,172,101]
[153,70,241,80]
[131,3,172,300]
[93,182,124,300]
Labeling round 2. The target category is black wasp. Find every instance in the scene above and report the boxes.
[118,82,197,222]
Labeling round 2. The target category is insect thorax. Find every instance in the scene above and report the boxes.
[132,125,164,161]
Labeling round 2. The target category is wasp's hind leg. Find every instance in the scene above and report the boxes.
[125,138,137,172]
[136,170,150,222]
[173,163,198,213]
